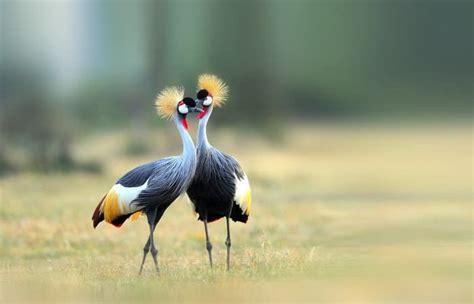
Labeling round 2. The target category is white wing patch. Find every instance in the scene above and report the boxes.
[112,180,148,214]
[234,174,251,215]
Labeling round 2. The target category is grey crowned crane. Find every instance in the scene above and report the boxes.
[92,87,201,274]
[187,74,252,270]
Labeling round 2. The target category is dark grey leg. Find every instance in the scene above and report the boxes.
[139,208,158,275]
[139,234,151,275]
[225,216,231,271]
[203,217,213,268]
[149,222,159,273]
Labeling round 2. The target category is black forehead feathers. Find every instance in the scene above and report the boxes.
[182,97,196,107]
[197,89,209,100]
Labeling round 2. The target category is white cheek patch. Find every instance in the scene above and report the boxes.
[203,96,212,106]
[178,104,189,114]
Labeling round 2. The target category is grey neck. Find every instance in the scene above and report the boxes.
[174,114,196,165]
[197,105,213,150]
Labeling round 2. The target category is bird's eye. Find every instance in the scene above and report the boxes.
[178,104,189,115]
[202,96,213,106]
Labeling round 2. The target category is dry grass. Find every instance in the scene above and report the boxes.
[0,122,472,303]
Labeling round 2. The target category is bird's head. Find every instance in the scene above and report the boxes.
[155,86,202,129]
[195,74,228,119]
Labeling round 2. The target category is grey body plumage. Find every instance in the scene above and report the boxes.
[187,99,251,270]
[188,136,247,223]
[92,95,199,274]
[136,115,197,273]
[134,115,197,213]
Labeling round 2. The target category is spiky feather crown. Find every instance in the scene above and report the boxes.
[197,74,228,107]
[155,86,184,119]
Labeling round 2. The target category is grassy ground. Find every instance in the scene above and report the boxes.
[0,122,472,303]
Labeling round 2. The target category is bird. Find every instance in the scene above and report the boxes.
[186,74,252,270]
[92,86,201,274]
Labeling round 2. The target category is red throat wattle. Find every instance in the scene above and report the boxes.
[198,108,207,119]
[181,118,188,129]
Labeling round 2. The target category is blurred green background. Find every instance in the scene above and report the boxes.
[0,1,472,303]
[1,0,472,172]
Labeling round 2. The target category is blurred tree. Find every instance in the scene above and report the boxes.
[65,0,473,127]
[0,65,77,172]
[209,0,278,123]
[1,0,471,155]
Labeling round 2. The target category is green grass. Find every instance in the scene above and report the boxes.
[0,123,472,303]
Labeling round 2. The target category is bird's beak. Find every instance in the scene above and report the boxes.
[194,98,204,107]
[194,99,207,119]
[190,106,203,113]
